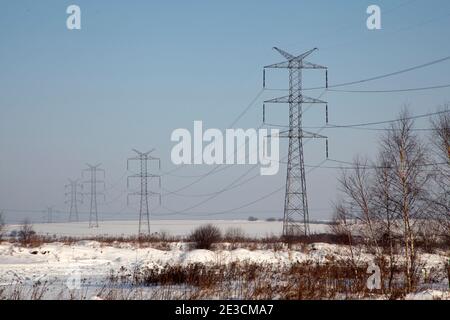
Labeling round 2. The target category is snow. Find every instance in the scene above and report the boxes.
[0,225,448,299]
[0,241,353,289]
[406,289,450,300]
[4,220,329,238]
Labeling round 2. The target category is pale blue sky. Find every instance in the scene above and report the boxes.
[1,0,450,223]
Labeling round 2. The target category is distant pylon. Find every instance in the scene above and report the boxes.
[127,149,161,237]
[82,163,105,228]
[65,179,83,222]
[264,47,328,237]
[43,206,55,224]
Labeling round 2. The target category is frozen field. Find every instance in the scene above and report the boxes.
[0,240,448,300]
[0,241,348,299]
[4,220,330,238]
[1,220,449,300]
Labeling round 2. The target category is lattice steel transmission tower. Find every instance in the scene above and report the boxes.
[127,149,161,237]
[43,206,55,224]
[82,163,105,228]
[264,47,328,237]
[65,179,83,222]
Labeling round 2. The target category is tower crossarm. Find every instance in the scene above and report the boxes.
[274,47,317,61]
[264,95,327,104]
[278,130,328,139]
[302,61,327,69]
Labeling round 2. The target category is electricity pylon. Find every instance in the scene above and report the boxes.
[127,149,161,237]
[65,179,83,222]
[43,206,55,224]
[82,163,105,228]
[264,47,328,237]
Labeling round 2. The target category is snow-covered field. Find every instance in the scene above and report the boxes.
[0,241,334,299]
[4,220,329,238]
[0,240,448,300]
[1,220,449,300]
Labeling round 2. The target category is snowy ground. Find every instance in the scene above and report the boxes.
[4,220,330,238]
[1,220,448,300]
[0,240,448,300]
[0,241,338,299]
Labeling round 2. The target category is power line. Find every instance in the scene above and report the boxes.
[162,169,267,198]
[266,110,449,130]
[1,207,333,219]
[274,160,446,170]
[162,89,329,196]
[12,160,447,221]
[161,89,326,187]
[162,157,266,215]
[160,92,267,191]
[326,110,449,128]
[156,158,326,218]
[161,88,265,177]
[326,158,448,170]
[269,83,450,94]
[161,126,329,217]
[302,55,450,90]
[322,126,439,132]
[161,55,449,186]
[264,123,439,132]
[162,121,271,195]
[163,117,329,201]
[328,83,450,93]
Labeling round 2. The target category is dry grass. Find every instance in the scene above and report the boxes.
[1,252,447,300]
[103,260,423,300]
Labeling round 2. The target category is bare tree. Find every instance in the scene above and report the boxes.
[379,108,431,291]
[431,105,450,163]
[331,200,359,269]
[338,156,381,255]
[429,106,450,240]
[335,108,433,293]
[372,154,399,291]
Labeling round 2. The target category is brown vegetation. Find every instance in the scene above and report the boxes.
[189,224,222,249]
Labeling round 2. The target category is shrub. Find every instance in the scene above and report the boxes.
[224,227,246,243]
[18,219,36,246]
[189,224,222,250]
[247,216,258,222]
[265,217,276,222]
